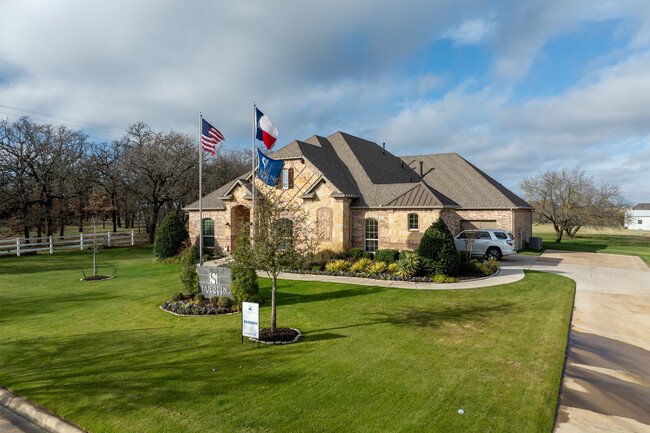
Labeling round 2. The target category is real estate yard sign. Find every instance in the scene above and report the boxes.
[197,266,231,298]
[242,302,259,339]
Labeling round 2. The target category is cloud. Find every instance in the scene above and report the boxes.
[377,50,650,202]
[443,17,496,46]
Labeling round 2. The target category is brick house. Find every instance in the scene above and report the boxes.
[185,131,532,254]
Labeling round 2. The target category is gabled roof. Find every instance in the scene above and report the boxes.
[185,175,248,211]
[633,203,650,210]
[186,131,531,211]
[402,153,532,209]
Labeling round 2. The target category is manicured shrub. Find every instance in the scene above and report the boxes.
[326,259,350,272]
[179,246,198,295]
[416,219,460,276]
[350,257,373,273]
[217,297,233,309]
[154,212,189,259]
[368,261,387,274]
[336,250,350,260]
[170,291,182,302]
[459,260,478,275]
[231,230,260,305]
[311,264,322,272]
[375,249,399,264]
[396,250,421,277]
[349,248,364,259]
[387,263,398,273]
[433,274,459,283]
[314,249,338,262]
[362,251,374,260]
[194,292,205,302]
[475,259,501,276]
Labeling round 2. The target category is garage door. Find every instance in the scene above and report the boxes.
[460,220,497,230]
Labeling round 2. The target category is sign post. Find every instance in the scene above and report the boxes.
[242,302,260,344]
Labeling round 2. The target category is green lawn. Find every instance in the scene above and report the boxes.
[0,247,574,433]
[523,224,650,266]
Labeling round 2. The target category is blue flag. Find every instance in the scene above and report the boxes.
[257,149,284,187]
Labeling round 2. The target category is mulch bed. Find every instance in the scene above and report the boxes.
[258,328,301,343]
[81,275,114,281]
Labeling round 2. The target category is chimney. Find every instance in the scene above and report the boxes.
[419,161,423,178]
[382,142,385,155]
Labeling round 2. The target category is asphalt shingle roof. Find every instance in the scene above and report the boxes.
[633,203,650,210]
[186,132,531,211]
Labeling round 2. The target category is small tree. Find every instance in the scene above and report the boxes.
[417,218,460,276]
[179,245,198,296]
[236,194,313,333]
[84,189,116,277]
[154,211,188,258]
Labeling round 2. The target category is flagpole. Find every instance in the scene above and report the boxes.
[199,112,203,266]
[251,100,256,245]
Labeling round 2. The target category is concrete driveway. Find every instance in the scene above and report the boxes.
[529,250,650,432]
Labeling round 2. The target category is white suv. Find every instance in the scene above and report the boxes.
[454,229,516,260]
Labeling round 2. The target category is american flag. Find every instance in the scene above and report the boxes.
[201,118,224,155]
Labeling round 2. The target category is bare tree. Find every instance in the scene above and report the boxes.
[122,123,197,243]
[237,193,314,333]
[520,168,628,242]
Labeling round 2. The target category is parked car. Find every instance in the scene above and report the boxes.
[454,229,516,260]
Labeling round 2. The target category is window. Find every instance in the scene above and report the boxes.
[478,231,491,239]
[202,219,214,248]
[408,213,419,231]
[639,220,643,224]
[277,168,294,190]
[494,232,507,240]
[276,218,293,250]
[365,218,378,252]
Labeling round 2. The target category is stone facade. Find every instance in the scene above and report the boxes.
[189,158,533,254]
[350,208,441,251]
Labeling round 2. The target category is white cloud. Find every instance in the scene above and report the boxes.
[443,18,496,46]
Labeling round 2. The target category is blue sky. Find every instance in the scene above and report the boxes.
[1,0,649,204]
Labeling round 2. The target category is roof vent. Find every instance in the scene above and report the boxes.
[419,161,423,178]
[382,142,385,155]
[401,161,404,169]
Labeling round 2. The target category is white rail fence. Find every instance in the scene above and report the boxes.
[0,230,135,256]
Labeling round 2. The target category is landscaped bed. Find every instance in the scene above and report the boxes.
[0,246,574,433]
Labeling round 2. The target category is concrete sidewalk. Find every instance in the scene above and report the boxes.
[0,388,86,433]
[531,250,650,433]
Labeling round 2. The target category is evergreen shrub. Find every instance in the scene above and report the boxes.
[230,230,260,305]
[153,212,188,258]
[349,248,364,259]
[375,249,399,264]
[179,246,198,295]
[416,219,460,276]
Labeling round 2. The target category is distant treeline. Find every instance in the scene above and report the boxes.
[0,117,250,244]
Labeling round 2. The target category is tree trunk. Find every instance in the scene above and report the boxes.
[23,225,30,244]
[59,221,64,237]
[78,215,83,233]
[112,209,118,233]
[271,275,277,332]
[555,228,563,243]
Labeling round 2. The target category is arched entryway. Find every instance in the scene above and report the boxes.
[230,205,250,253]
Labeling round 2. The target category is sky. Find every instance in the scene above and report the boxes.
[1,0,649,204]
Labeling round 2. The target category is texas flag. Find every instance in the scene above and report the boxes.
[255,107,279,150]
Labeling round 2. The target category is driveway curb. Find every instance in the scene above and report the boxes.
[0,388,86,433]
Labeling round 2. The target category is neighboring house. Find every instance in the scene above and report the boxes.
[185,131,533,254]
[625,203,650,231]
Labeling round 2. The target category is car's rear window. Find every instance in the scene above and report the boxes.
[508,233,514,240]
[494,232,507,240]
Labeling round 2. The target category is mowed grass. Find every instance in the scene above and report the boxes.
[0,247,574,433]
[526,224,650,266]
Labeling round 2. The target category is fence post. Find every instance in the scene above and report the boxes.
[131,230,134,246]
[16,238,20,257]
[49,236,53,254]
[80,233,84,250]
[108,232,112,248]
